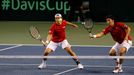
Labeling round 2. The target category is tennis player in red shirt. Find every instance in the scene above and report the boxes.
[38,13,84,69]
[89,15,132,73]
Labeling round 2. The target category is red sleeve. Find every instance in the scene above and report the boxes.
[62,20,67,26]
[48,24,55,34]
[102,26,111,35]
[117,22,128,29]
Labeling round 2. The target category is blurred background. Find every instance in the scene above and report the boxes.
[0,0,134,46]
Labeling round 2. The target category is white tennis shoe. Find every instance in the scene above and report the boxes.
[77,64,84,69]
[113,60,123,73]
[113,66,123,73]
[38,61,46,69]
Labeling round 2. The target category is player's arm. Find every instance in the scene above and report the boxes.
[45,34,52,44]
[66,21,78,28]
[125,26,131,40]
[41,34,52,46]
[45,25,54,44]
[89,32,104,38]
[89,25,110,38]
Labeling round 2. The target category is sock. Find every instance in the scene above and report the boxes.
[114,58,119,62]
[118,64,122,69]
[76,61,80,65]
[42,59,46,64]
[116,58,119,62]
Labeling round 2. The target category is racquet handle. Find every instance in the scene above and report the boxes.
[41,40,47,46]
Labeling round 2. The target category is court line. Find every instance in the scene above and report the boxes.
[0,64,133,68]
[53,67,78,75]
[0,45,23,51]
[0,44,134,48]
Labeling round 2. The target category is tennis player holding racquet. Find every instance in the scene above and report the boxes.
[89,15,132,73]
[38,13,84,69]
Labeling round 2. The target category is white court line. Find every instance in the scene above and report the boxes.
[0,44,134,48]
[0,64,133,68]
[53,67,78,75]
[0,45,23,51]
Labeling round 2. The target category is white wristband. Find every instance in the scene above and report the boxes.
[46,40,49,44]
[93,35,97,38]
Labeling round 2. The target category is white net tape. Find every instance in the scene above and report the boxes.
[0,55,134,59]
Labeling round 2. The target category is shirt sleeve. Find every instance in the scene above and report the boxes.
[117,22,128,29]
[48,24,55,34]
[62,20,67,26]
[102,26,111,35]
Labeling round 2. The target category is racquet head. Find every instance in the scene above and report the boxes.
[83,19,94,33]
[29,26,42,40]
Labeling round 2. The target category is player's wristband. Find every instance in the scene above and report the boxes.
[93,35,97,38]
[46,40,49,44]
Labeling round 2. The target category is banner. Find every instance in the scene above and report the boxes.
[0,0,71,21]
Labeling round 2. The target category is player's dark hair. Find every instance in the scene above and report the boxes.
[105,15,115,20]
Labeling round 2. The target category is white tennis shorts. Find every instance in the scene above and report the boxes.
[46,39,71,51]
[112,40,132,52]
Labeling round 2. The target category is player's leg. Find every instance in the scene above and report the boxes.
[109,48,121,73]
[117,40,132,72]
[119,40,132,65]
[61,40,84,69]
[64,47,79,63]
[112,40,132,73]
[119,47,127,64]
[111,47,126,73]
[109,43,122,73]
[109,42,118,61]
[64,47,84,69]
[109,49,116,56]
[43,48,53,61]
[115,47,127,72]
[38,48,53,69]
[38,41,58,69]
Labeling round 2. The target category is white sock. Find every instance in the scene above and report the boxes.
[42,60,46,64]
[119,64,122,68]
[116,58,119,62]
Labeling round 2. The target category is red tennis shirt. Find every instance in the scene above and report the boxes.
[103,22,132,44]
[49,20,67,43]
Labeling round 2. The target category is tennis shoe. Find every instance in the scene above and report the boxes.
[38,61,46,69]
[113,66,123,73]
[77,64,84,69]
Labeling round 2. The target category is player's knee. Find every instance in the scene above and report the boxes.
[65,47,76,55]
[119,48,127,55]
[109,50,116,56]
[44,48,53,55]
[64,47,71,52]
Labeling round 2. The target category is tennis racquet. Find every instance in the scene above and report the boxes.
[83,19,94,34]
[29,26,47,46]
[82,19,94,38]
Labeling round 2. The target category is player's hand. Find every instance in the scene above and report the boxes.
[41,40,49,46]
[89,33,96,38]
[45,40,50,45]
[124,37,129,43]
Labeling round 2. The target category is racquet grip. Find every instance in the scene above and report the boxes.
[41,40,47,46]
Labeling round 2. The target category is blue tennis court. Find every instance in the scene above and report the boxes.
[0,44,134,75]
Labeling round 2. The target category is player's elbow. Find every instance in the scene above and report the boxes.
[128,26,131,31]
[126,26,131,33]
